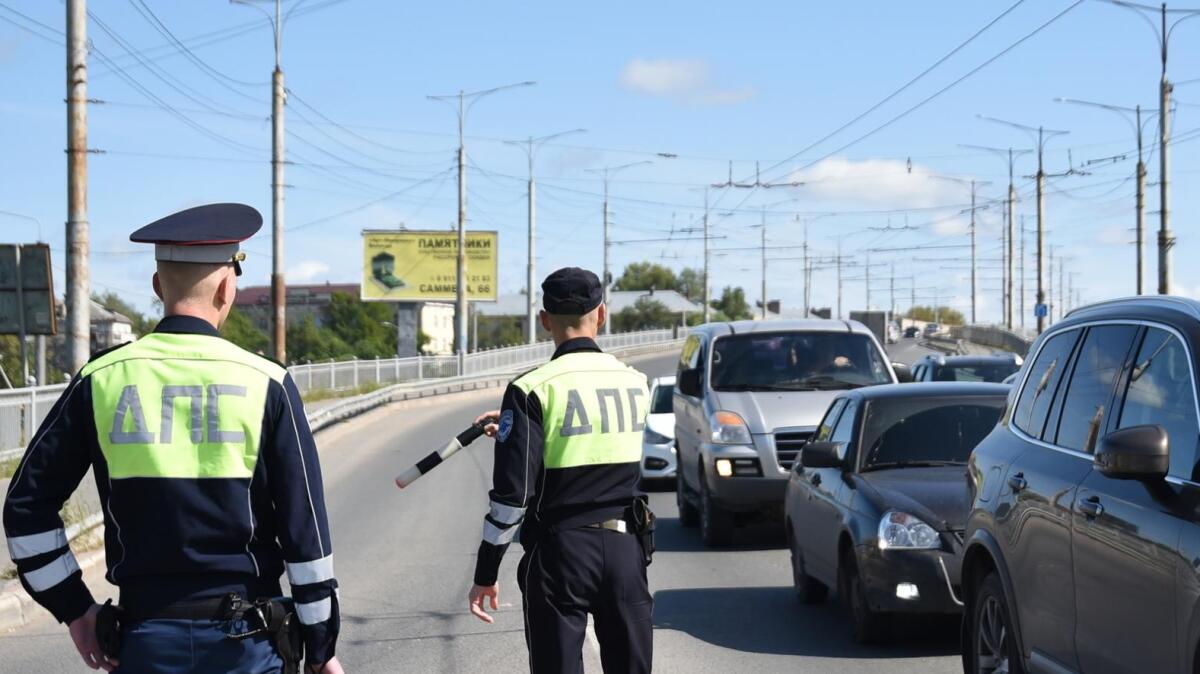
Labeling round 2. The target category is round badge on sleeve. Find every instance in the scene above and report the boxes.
[497,409,514,442]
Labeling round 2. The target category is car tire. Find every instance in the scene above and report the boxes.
[788,528,827,604]
[676,473,699,528]
[968,572,1025,674]
[840,558,889,644]
[699,476,735,547]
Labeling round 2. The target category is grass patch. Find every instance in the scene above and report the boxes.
[0,456,20,479]
[302,381,385,404]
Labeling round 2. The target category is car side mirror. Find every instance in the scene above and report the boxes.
[678,368,703,398]
[891,363,913,383]
[1095,425,1169,481]
[801,441,844,470]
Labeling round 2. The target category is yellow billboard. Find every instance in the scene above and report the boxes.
[361,230,498,301]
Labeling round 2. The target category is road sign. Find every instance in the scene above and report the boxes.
[0,243,56,335]
[361,230,498,302]
[1034,303,1048,318]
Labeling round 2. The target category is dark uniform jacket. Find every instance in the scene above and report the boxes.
[2,316,339,662]
[474,337,649,586]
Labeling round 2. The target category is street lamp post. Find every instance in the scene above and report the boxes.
[1056,97,1157,295]
[979,115,1069,334]
[504,128,585,344]
[960,145,1032,328]
[584,161,653,335]
[428,81,535,372]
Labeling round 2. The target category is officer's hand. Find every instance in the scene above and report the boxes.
[68,604,118,671]
[307,656,345,674]
[469,583,499,624]
[475,411,501,437]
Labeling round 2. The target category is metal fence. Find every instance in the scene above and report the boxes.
[952,324,1034,356]
[0,328,679,457]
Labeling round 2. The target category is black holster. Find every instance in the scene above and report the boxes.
[228,596,304,674]
[95,599,124,659]
[629,497,656,566]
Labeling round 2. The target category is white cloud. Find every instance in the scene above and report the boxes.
[788,157,965,209]
[619,58,754,105]
[289,260,331,283]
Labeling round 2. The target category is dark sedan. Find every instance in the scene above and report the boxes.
[910,354,1022,384]
[783,382,1008,644]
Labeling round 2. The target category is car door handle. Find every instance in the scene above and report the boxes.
[1078,497,1104,519]
[1007,473,1027,492]
[811,473,822,487]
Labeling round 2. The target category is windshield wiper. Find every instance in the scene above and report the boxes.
[715,384,804,392]
[862,460,966,472]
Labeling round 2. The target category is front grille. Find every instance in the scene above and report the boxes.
[775,430,814,472]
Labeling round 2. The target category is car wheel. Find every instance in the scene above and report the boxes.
[788,528,827,604]
[841,558,889,644]
[699,476,734,547]
[676,473,699,528]
[969,572,1024,674]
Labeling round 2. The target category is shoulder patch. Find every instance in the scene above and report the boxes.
[497,409,515,442]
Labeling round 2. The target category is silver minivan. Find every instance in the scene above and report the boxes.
[673,319,909,546]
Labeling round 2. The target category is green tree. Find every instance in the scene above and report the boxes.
[677,267,704,302]
[906,305,965,326]
[710,286,752,321]
[287,315,354,363]
[612,262,679,292]
[221,306,269,354]
[612,298,677,332]
[93,291,157,336]
[324,293,397,359]
[474,316,524,349]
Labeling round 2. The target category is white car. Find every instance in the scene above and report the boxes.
[640,375,677,485]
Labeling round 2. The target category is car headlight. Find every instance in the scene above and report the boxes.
[643,428,672,445]
[710,410,752,444]
[877,510,941,550]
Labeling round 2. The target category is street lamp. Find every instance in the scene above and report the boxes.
[1055,97,1158,295]
[428,81,535,371]
[584,161,653,335]
[977,115,1069,334]
[504,128,586,344]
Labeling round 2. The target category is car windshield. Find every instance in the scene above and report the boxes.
[710,332,893,392]
[859,396,1005,471]
[933,362,1019,383]
[650,383,674,414]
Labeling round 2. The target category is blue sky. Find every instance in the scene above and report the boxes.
[2,0,1199,326]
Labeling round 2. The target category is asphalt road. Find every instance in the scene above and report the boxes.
[1,338,953,674]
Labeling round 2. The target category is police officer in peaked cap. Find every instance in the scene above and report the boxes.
[2,204,343,674]
[468,267,655,673]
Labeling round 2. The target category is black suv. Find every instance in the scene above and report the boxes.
[960,297,1200,674]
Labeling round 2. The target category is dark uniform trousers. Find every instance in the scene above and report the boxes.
[518,527,652,674]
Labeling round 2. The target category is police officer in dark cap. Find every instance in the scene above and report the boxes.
[468,267,654,673]
[3,204,343,674]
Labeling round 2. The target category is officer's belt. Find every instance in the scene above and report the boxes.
[121,593,280,622]
[584,518,630,534]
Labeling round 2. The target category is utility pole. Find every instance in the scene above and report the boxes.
[232,0,287,362]
[865,250,872,311]
[759,208,767,319]
[66,0,90,372]
[1048,245,1055,326]
[960,145,1030,329]
[586,161,652,335]
[801,217,810,317]
[890,262,896,322]
[1057,99,1154,294]
[1020,215,1026,331]
[703,189,711,324]
[1058,257,1066,322]
[836,241,844,320]
[1158,3,1173,294]
[429,82,535,370]
[970,182,977,323]
[504,129,585,344]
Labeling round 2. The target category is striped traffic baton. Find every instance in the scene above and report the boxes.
[394,420,492,489]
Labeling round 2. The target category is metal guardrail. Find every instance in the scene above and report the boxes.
[951,324,1034,356]
[0,329,679,457]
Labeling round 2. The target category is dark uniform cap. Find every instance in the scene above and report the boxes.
[542,267,603,315]
[130,203,262,275]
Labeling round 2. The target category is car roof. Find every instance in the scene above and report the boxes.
[840,382,1010,401]
[686,318,877,337]
[1065,295,1200,322]
[931,355,1020,366]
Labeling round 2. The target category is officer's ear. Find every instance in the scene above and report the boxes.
[215,267,236,309]
[539,310,551,332]
[152,272,164,301]
[596,303,606,329]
